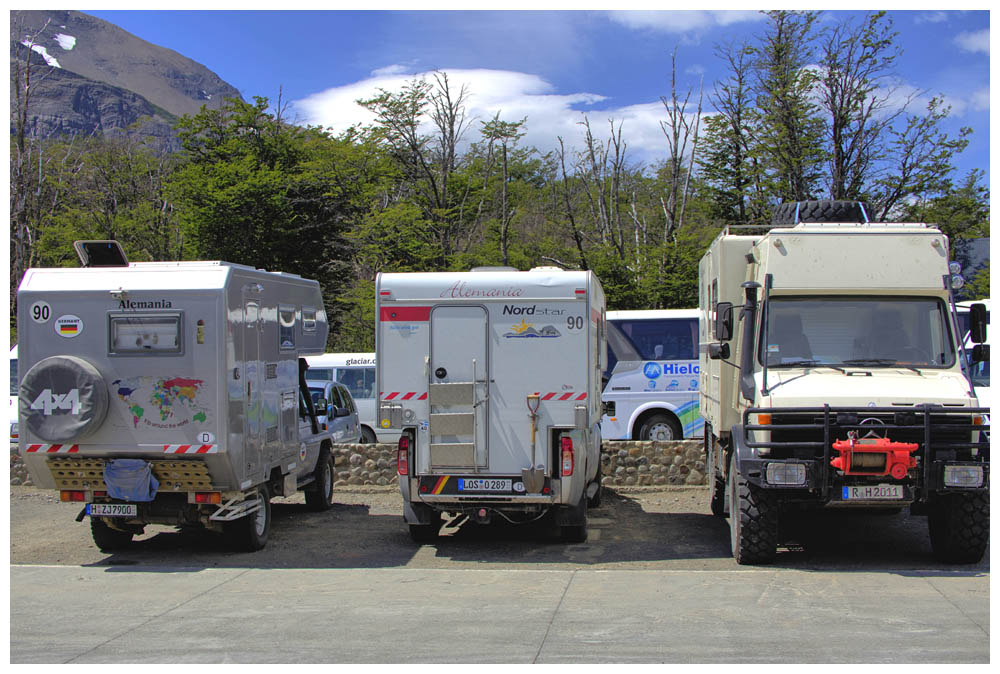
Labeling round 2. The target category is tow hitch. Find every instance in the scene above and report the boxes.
[831,432,918,479]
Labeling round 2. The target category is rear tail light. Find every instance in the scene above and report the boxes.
[60,490,86,502]
[561,436,574,476]
[194,492,221,504]
[397,435,410,476]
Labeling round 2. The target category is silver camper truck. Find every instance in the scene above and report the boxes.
[376,267,606,543]
[699,202,990,564]
[16,242,336,552]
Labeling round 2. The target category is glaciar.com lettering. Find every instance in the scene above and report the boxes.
[502,305,565,316]
[345,358,376,366]
[440,281,524,299]
[117,298,173,310]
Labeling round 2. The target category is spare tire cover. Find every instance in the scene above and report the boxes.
[19,355,109,443]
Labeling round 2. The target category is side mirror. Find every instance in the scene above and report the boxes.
[969,303,987,344]
[315,397,328,411]
[334,406,351,418]
[708,343,730,360]
[715,302,733,341]
[971,344,989,363]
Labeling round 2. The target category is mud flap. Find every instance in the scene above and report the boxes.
[555,493,587,526]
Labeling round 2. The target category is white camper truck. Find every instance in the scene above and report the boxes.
[376,267,606,542]
[16,241,335,552]
[700,202,989,564]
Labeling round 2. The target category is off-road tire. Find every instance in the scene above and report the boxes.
[224,485,271,552]
[587,459,603,508]
[559,494,589,543]
[638,413,681,442]
[771,200,874,225]
[728,454,778,564]
[359,427,377,444]
[90,517,133,552]
[928,492,989,564]
[707,435,727,518]
[408,510,442,543]
[305,449,334,512]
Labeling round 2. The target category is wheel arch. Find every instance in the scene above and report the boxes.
[628,404,682,440]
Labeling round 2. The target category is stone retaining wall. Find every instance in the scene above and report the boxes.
[10,440,706,487]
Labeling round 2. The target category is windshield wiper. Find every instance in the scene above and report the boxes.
[773,360,847,374]
[843,358,920,373]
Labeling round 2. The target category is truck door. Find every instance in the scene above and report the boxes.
[243,299,262,477]
[428,306,489,471]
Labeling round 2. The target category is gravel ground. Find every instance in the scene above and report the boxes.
[9,485,989,572]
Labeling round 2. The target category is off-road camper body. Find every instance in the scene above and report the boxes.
[700,202,989,564]
[376,268,606,542]
[17,248,335,551]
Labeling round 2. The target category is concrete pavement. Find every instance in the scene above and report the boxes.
[10,564,989,663]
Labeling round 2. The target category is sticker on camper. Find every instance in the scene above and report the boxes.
[112,376,210,430]
[30,301,51,323]
[54,315,83,338]
[503,320,561,339]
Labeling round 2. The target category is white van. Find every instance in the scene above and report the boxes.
[305,352,394,444]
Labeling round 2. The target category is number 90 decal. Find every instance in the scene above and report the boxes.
[30,301,51,323]
[566,316,585,331]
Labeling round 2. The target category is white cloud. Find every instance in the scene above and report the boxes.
[968,87,989,112]
[914,11,948,24]
[955,29,989,54]
[291,68,689,168]
[607,10,761,33]
[370,64,410,78]
[54,33,76,51]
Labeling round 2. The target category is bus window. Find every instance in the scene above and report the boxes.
[606,317,698,374]
[336,367,375,400]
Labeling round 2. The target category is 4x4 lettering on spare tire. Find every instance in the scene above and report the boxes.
[30,388,82,415]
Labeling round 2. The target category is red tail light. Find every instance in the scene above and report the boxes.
[561,436,574,476]
[195,492,221,504]
[397,435,410,476]
[60,490,86,502]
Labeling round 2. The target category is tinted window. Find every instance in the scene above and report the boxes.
[335,367,375,400]
[606,318,698,374]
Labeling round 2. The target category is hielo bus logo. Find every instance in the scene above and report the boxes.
[643,362,662,379]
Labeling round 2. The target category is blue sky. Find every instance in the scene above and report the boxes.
[84,8,990,185]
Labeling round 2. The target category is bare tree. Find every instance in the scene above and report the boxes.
[659,49,703,241]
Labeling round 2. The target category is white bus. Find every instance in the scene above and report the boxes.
[957,299,990,410]
[601,309,704,441]
[305,352,399,444]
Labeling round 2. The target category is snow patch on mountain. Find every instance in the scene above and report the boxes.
[54,33,77,50]
[21,40,61,68]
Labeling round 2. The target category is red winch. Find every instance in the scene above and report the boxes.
[830,432,918,479]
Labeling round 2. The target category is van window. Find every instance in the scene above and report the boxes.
[302,307,317,332]
[335,367,375,400]
[109,314,182,355]
[279,305,296,350]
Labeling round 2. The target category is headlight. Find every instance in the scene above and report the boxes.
[943,465,983,488]
[766,462,806,486]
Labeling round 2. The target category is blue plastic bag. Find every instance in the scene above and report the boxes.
[103,459,159,502]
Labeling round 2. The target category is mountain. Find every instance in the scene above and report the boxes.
[10,9,243,151]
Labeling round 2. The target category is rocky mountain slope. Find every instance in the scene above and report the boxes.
[10,10,242,150]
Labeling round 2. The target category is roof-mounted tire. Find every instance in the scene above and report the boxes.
[19,355,110,443]
[771,200,874,225]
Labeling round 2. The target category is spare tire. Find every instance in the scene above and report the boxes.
[771,200,874,225]
[19,355,109,443]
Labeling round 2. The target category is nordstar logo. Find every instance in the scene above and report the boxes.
[503,305,536,316]
[118,299,173,310]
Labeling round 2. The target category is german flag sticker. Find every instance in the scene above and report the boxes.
[54,315,83,338]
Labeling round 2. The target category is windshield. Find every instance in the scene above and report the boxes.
[761,297,956,369]
[606,317,698,374]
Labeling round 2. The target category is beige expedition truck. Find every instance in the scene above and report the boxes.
[699,201,989,564]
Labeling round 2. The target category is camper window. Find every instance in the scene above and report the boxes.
[108,314,182,355]
[302,307,318,332]
[279,305,296,350]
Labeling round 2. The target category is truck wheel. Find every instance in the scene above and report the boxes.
[638,414,681,442]
[359,427,377,444]
[728,453,777,564]
[707,439,727,518]
[771,200,874,225]
[90,518,133,552]
[408,510,442,543]
[587,460,603,508]
[305,449,334,512]
[224,485,271,552]
[928,493,989,564]
[559,494,589,543]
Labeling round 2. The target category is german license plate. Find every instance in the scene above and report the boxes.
[458,478,511,492]
[86,503,138,517]
[842,484,903,500]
